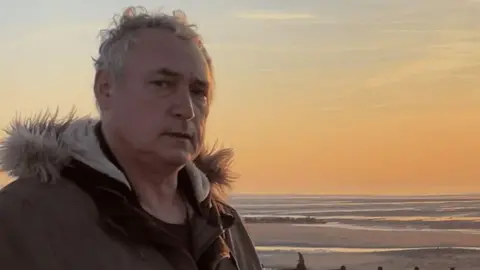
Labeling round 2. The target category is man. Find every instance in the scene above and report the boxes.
[0,7,262,270]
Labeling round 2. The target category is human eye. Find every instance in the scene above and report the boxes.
[191,87,207,98]
[151,80,174,88]
[190,81,209,99]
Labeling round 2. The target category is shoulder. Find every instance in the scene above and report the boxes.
[0,177,99,256]
[0,178,97,267]
[0,177,98,226]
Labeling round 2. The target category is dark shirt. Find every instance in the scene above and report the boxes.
[153,209,193,254]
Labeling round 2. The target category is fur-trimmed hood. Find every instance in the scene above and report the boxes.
[0,112,234,202]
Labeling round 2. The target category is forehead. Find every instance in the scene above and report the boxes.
[124,28,209,81]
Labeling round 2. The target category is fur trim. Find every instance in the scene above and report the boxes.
[0,110,235,202]
[195,145,237,199]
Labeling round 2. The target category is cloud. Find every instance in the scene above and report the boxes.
[235,11,315,20]
[379,29,444,33]
[372,104,389,109]
[206,42,321,54]
[361,30,480,90]
[1,21,101,51]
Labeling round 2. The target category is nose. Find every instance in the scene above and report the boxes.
[170,85,195,120]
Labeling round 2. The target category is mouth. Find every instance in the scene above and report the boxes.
[163,132,193,141]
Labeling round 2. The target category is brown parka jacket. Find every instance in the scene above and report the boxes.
[0,113,262,270]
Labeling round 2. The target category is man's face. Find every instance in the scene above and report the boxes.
[97,28,211,166]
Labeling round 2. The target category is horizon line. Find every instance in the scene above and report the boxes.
[231,192,480,197]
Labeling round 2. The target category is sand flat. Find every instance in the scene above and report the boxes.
[260,250,480,270]
[247,224,480,269]
[247,223,480,248]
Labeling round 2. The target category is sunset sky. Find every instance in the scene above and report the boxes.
[1,0,479,195]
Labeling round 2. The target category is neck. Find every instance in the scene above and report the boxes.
[100,123,182,205]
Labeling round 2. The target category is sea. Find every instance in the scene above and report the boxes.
[230,194,480,254]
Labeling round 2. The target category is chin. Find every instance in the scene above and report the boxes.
[153,139,196,166]
[159,149,193,166]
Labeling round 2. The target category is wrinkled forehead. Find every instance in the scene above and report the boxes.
[125,28,210,82]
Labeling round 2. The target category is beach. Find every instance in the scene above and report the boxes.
[257,248,480,270]
[248,224,480,269]
[230,194,480,269]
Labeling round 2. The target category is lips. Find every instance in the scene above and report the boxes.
[163,132,193,140]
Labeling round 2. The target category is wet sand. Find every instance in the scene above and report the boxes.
[247,224,480,269]
[259,249,480,270]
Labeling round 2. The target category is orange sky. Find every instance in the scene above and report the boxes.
[1,0,479,194]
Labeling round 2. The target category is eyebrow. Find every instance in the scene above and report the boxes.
[156,68,209,87]
[156,68,182,78]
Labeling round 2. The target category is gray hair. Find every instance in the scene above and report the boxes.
[93,6,212,77]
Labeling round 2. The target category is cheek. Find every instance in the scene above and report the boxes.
[113,98,160,142]
[194,113,207,140]
[196,118,205,135]
[195,105,207,123]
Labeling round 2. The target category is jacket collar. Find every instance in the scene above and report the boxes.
[0,111,235,203]
[93,122,233,226]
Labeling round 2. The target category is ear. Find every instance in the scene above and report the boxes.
[94,70,114,111]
